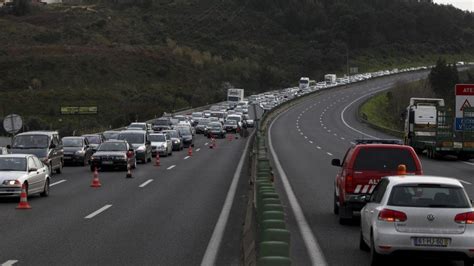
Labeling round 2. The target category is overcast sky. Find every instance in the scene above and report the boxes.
[433,0,474,11]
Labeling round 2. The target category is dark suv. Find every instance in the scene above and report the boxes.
[331,139,423,224]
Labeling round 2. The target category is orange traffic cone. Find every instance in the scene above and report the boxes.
[16,183,31,209]
[91,168,102,187]
[155,153,160,166]
[126,163,132,178]
[397,164,407,175]
[188,146,193,156]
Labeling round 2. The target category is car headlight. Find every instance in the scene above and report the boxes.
[76,150,85,155]
[3,180,20,186]
[136,145,146,151]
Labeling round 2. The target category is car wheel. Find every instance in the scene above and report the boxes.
[56,161,63,174]
[359,231,369,251]
[464,259,474,266]
[338,205,352,225]
[40,178,50,197]
[370,232,384,266]
[48,164,53,176]
[333,192,339,215]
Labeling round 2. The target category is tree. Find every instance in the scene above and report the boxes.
[428,58,458,103]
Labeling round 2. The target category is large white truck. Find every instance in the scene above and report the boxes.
[227,88,244,108]
[299,77,310,90]
[324,74,337,85]
[404,97,474,160]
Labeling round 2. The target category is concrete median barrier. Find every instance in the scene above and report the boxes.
[262,210,285,221]
[258,241,290,258]
[261,228,290,244]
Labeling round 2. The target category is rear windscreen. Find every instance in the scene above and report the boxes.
[388,185,469,208]
[353,148,417,171]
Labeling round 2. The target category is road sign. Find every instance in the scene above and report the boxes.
[455,84,474,130]
[3,114,22,134]
[60,106,98,115]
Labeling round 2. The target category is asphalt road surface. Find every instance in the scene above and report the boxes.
[0,107,264,266]
[269,71,474,266]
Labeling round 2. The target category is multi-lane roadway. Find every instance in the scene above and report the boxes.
[0,107,263,266]
[269,71,474,266]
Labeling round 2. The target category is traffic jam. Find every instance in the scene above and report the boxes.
[0,100,254,203]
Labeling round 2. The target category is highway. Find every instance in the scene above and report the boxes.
[0,107,263,265]
[269,71,474,266]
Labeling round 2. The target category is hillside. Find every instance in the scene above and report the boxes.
[0,0,473,134]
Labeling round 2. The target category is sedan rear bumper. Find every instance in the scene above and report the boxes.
[374,226,474,258]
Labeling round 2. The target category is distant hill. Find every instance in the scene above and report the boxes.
[0,0,472,134]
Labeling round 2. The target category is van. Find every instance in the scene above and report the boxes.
[9,131,64,174]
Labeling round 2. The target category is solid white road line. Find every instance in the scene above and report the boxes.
[196,148,201,152]
[167,165,176,170]
[340,85,393,139]
[269,116,327,266]
[139,179,153,188]
[1,260,18,266]
[50,179,66,187]
[84,204,112,219]
[184,156,190,160]
[201,130,254,266]
[458,179,472,185]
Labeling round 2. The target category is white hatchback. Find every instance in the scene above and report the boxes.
[360,175,474,266]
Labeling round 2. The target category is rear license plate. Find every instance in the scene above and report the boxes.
[102,161,114,165]
[413,237,450,247]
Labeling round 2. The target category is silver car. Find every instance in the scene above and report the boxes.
[0,154,50,197]
[360,175,474,266]
[149,133,172,157]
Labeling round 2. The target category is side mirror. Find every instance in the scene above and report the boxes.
[128,148,134,152]
[331,159,342,167]
[29,167,37,172]
[6,145,11,149]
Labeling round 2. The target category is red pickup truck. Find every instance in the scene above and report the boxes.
[332,139,423,224]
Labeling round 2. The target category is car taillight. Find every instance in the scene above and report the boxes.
[345,175,353,191]
[378,209,407,222]
[454,212,474,224]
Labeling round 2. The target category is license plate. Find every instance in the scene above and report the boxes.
[102,161,114,165]
[413,237,450,247]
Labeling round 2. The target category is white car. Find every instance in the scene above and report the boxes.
[149,133,172,157]
[0,154,50,197]
[360,175,474,266]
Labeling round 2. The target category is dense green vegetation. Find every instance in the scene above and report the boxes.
[0,0,473,134]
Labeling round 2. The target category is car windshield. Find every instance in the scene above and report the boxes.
[103,132,119,140]
[98,142,127,151]
[0,157,26,171]
[129,124,146,130]
[154,119,170,126]
[353,148,417,171]
[12,135,49,149]
[84,135,101,144]
[199,120,210,126]
[388,184,470,208]
[177,128,191,136]
[300,80,309,84]
[118,133,144,144]
[149,135,166,142]
[63,138,83,147]
[225,120,237,125]
[163,131,178,138]
[227,116,241,122]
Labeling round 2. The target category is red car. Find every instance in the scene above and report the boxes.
[331,139,423,224]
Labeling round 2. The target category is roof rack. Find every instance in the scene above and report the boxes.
[354,139,403,145]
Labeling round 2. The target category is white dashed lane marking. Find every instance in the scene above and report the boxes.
[50,180,66,187]
[85,204,112,219]
[167,165,176,170]
[139,179,153,188]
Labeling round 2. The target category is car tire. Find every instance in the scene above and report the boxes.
[370,232,384,266]
[40,179,50,197]
[333,192,339,215]
[338,205,352,225]
[359,231,369,251]
[48,164,53,176]
[56,161,63,174]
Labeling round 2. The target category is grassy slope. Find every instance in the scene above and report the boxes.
[0,1,473,134]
